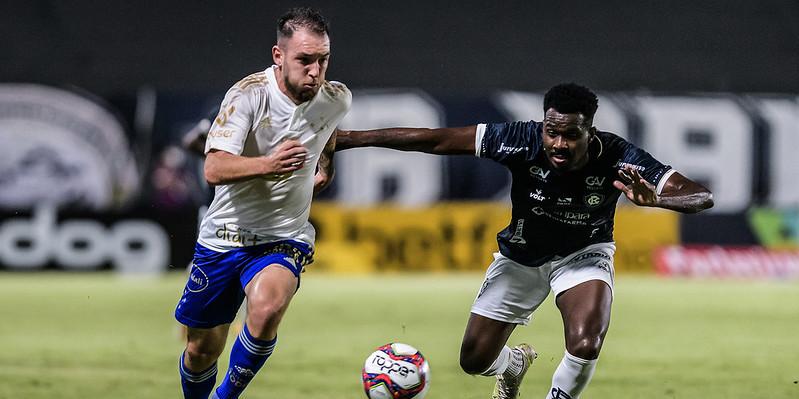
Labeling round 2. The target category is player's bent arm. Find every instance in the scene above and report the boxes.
[313,130,337,195]
[204,141,307,185]
[654,172,714,213]
[335,126,477,155]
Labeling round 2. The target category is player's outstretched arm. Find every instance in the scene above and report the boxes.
[204,140,308,185]
[613,166,714,213]
[335,126,477,155]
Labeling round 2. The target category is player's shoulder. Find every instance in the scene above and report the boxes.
[486,119,541,134]
[596,130,632,153]
[229,70,272,94]
[321,80,352,105]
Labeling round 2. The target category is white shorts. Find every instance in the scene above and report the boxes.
[471,242,616,325]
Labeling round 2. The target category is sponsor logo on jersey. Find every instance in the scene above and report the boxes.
[615,161,646,171]
[561,211,590,220]
[529,165,551,181]
[530,189,546,202]
[585,176,606,187]
[531,207,590,225]
[556,197,573,206]
[208,129,235,138]
[584,192,605,207]
[215,224,264,246]
[509,218,527,244]
[498,142,529,154]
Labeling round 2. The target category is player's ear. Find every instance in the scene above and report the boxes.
[272,45,283,67]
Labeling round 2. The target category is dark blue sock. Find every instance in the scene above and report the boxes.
[214,325,276,399]
[179,351,217,399]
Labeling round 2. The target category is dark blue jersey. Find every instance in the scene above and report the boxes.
[477,121,673,266]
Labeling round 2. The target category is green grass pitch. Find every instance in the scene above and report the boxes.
[0,272,797,398]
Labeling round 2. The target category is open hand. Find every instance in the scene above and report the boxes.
[612,166,658,206]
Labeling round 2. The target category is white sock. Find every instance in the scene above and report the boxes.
[480,345,511,376]
[504,347,526,378]
[547,351,597,399]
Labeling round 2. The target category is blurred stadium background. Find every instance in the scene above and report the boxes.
[1,1,797,398]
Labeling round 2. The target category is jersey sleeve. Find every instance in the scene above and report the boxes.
[205,85,257,156]
[475,121,540,165]
[615,137,674,194]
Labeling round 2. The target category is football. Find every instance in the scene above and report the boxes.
[361,343,431,399]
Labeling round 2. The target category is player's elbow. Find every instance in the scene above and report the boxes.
[685,190,714,214]
[700,191,714,211]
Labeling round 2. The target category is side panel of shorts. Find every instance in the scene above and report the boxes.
[470,253,552,325]
[175,243,247,328]
[549,242,616,298]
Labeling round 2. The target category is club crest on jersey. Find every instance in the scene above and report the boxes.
[529,165,551,181]
[584,192,604,207]
[530,189,546,202]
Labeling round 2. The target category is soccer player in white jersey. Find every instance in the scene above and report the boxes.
[173,8,351,399]
[336,83,713,398]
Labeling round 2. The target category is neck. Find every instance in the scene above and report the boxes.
[274,66,303,105]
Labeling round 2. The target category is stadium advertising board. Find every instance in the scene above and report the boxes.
[655,246,799,279]
[0,206,196,273]
[2,86,797,273]
[308,203,677,273]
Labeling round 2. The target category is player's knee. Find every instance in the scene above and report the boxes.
[248,298,289,322]
[566,335,604,360]
[185,341,224,366]
[246,299,290,336]
[459,350,491,375]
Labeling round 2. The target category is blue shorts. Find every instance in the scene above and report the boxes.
[174,240,313,329]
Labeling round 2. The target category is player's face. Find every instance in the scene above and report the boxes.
[542,108,594,171]
[273,28,330,104]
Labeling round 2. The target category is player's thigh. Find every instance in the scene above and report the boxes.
[244,264,299,316]
[555,279,612,331]
[470,253,552,326]
[461,312,517,358]
[550,243,615,347]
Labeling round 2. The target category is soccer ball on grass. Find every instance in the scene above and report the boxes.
[361,343,430,399]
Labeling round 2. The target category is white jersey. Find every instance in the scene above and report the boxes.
[198,65,351,252]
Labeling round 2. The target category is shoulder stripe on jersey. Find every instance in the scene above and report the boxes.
[475,124,487,157]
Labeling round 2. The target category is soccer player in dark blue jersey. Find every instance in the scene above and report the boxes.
[336,83,713,399]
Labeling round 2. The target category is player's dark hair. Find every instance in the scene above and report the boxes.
[543,83,599,123]
[277,7,329,40]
